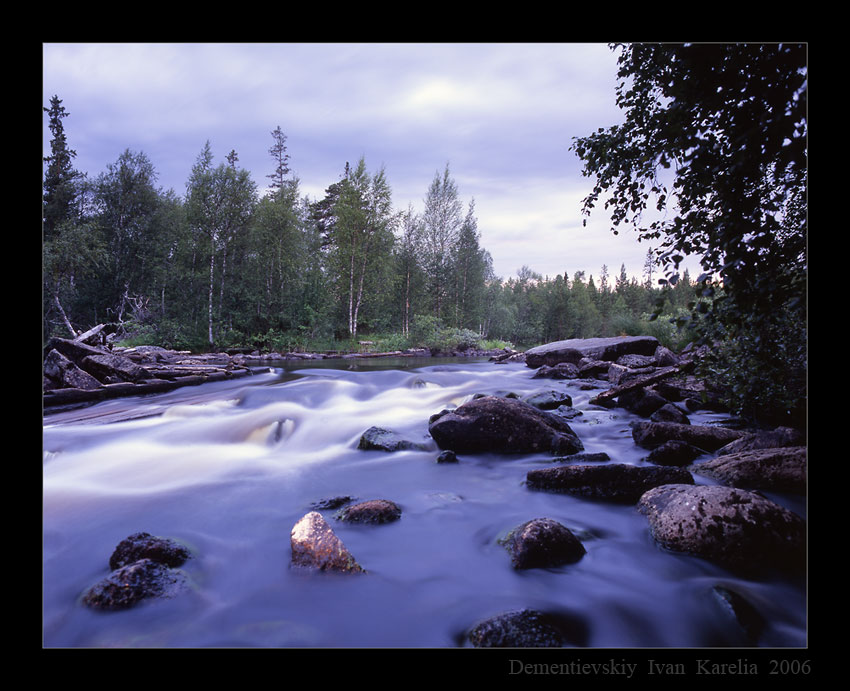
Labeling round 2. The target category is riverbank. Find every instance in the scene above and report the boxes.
[42,338,520,411]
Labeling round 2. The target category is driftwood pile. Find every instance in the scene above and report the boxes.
[43,325,256,409]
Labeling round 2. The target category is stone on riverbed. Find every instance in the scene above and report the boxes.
[466,608,588,648]
[637,484,806,573]
[632,421,743,451]
[500,518,586,569]
[526,463,693,503]
[358,426,429,452]
[82,558,188,611]
[109,532,191,570]
[428,395,584,456]
[690,447,807,494]
[290,511,364,574]
[335,499,402,524]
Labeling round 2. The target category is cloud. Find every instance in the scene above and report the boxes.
[44,42,687,281]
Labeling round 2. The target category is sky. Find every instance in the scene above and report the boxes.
[42,42,688,283]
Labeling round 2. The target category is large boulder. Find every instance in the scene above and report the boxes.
[526,463,693,503]
[525,336,659,369]
[290,511,364,573]
[637,484,806,572]
[428,396,584,456]
[632,421,743,452]
[691,447,807,494]
[499,518,586,569]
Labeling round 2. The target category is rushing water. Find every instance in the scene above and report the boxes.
[42,357,806,648]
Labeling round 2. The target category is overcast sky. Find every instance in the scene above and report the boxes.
[43,42,687,283]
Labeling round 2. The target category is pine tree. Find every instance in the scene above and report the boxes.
[43,95,80,239]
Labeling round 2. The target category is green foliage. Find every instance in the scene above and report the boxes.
[571,43,807,425]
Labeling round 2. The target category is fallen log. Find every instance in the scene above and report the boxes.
[589,366,682,408]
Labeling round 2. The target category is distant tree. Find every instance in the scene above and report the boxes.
[450,199,488,330]
[326,157,397,338]
[185,142,257,347]
[43,95,81,239]
[422,164,463,319]
[267,126,291,192]
[91,149,163,325]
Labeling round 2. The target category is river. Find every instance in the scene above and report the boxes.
[42,357,806,648]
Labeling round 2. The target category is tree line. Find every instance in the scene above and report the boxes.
[43,95,687,356]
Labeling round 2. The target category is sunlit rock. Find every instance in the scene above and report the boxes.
[290,511,364,574]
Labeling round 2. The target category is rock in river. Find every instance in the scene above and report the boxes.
[467,608,588,648]
[637,484,806,573]
[290,511,365,574]
[335,499,402,524]
[500,518,586,569]
[527,463,693,503]
[358,426,429,452]
[632,421,743,452]
[82,558,188,611]
[525,336,659,369]
[109,532,192,570]
[691,446,807,494]
[428,395,584,456]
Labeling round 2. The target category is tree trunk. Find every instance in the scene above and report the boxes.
[53,293,77,337]
[208,244,215,348]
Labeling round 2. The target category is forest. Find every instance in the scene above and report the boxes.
[43,44,806,427]
[42,104,693,356]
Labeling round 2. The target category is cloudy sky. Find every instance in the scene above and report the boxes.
[43,42,684,282]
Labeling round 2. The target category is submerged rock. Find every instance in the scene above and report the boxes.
[500,518,586,569]
[711,585,767,644]
[290,511,364,574]
[82,558,188,611]
[467,608,587,648]
[527,463,693,503]
[436,450,459,464]
[428,396,584,456]
[357,426,429,452]
[637,484,806,573]
[109,532,192,570]
[335,499,402,524]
